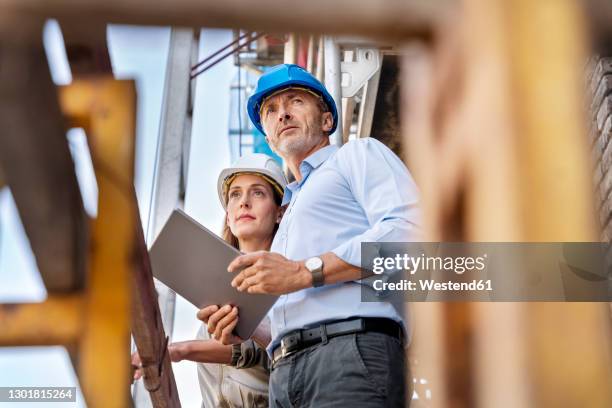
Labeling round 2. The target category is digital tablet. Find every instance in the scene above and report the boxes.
[149,209,277,339]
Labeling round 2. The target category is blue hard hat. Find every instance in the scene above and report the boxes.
[247,64,338,135]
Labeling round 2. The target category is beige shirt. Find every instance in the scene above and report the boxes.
[196,325,269,408]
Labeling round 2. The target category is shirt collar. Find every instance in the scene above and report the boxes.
[301,143,338,171]
[281,144,338,206]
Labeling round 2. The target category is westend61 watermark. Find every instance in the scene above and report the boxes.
[360,243,611,302]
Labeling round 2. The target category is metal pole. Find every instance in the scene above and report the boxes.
[306,35,315,73]
[284,33,298,64]
[133,27,196,408]
[315,36,324,82]
[324,36,343,146]
[357,67,381,138]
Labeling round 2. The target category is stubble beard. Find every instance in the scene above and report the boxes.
[275,134,314,157]
[273,125,326,159]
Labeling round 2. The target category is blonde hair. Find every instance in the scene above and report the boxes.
[221,175,283,250]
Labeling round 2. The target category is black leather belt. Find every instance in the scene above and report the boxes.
[271,317,403,366]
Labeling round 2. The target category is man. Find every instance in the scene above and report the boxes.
[199,64,421,407]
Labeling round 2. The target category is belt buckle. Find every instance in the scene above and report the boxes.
[280,332,301,359]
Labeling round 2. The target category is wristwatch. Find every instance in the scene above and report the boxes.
[305,256,324,287]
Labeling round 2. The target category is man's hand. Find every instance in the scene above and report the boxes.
[196,304,243,345]
[228,251,312,295]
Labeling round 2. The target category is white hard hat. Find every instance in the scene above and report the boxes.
[217,153,287,209]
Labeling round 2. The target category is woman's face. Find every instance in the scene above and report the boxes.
[226,174,280,242]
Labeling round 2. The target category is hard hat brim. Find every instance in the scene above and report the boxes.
[217,167,286,209]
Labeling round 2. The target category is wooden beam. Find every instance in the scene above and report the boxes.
[0,0,449,41]
[60,78,136,408]
[402,1,612,407]
[131,204,181,407]
[505,1,611,407]
[0,24,88,292]
[509,0,596,241]
[59,21,113,75]
[0,295,83,346]
[0,164,5,189]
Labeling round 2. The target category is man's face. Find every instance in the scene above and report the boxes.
[260,89,333,158]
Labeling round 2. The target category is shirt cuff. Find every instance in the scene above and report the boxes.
[230,344,242,366]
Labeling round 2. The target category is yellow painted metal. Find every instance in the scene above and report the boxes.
[59,78,136,408]
[0,295,83,346]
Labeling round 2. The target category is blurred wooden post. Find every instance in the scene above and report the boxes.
[0,23,88,292]
[402,0,611,407]
[504,1,610,407]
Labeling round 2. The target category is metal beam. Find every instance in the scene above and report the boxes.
[0,295,83,346]
[283,33,298,65]
[324,36,344,146]
[60,77,136,408]
[145,26,195,340]
[1,0,448,41]
[316,36,324,82]
[147,28,195,247]
[357,61,381,138]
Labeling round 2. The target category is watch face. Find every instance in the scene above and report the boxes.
[306,257,323,271]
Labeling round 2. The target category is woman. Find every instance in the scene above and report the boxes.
[133,153,286,407]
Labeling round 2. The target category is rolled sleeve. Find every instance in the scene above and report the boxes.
[233,339,270,372]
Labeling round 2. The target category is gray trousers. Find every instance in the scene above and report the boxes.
[269,331,407,407]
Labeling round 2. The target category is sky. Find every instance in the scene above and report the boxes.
[0,22,240,407]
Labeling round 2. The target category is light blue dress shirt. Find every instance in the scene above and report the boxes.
[267,138,422,354]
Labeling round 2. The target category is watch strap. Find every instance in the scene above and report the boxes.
[311,266,324,287]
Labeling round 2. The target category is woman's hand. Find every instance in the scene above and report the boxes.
[131,343,189,381]
[131,351,144,381]
[196,304,243,345]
